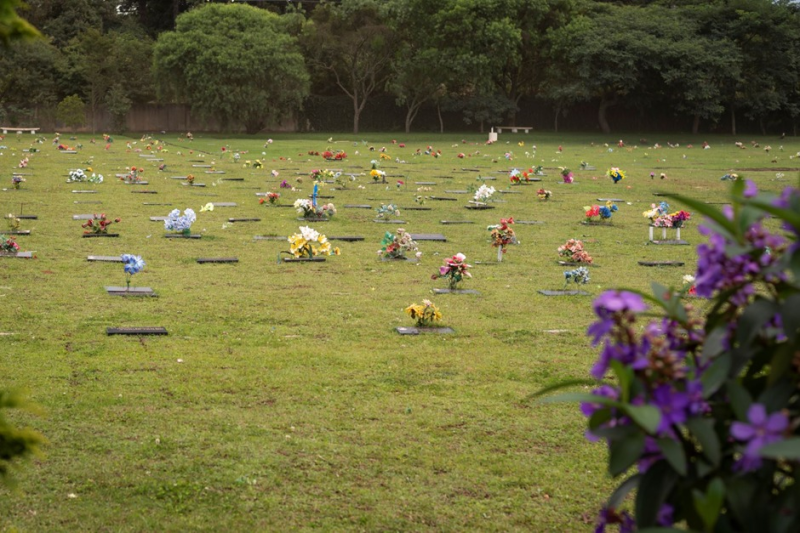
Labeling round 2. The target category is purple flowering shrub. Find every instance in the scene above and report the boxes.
[543,180,800,532]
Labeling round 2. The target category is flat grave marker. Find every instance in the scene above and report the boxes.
[538,290,591,296]
[0,252,33,259]
[429,196,457,201]
[396,327,455,335]
[410,233,447,242]
[328,236,364,242]
[228,218,261,223]
[638,261,685,267]
[432,288,479,295]
[197,257,239,264]
[105,286,156,296]
[440,220,474,225]
[253,235,287,241]
[87,255,123,262]
[72,190,97,194]
[212,202,237,207]
[344,204,372,209]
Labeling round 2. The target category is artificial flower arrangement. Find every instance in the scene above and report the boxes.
[286,225,339,258]
[376,204,400,219]
[537,188,552,200]
[259,192,280,205]
[509,168,522,184]
[0,234,20,254]
[473,184,496,204]
[563,266,590,288]
[18,157,28,169]
[682,274,697,296]
[11,176,25,189]
[66,169,103,183]
[557,238,593,264]
[607,167,625,184]
[81,213,121,235]
[644,201,691,227]
[370,160,386,183]
[6,214,20,231]
[186,174,195,185]
[720,172,739,181]
[322,150,347,161]
[584,201,618,222]
[378,228,421,260]
[580,161,593,170]
[121,254,145,290]
[488,217,516,261]
[432,253,472,290]
[294,199,336,220]
[121,166,144,183]
[280,180,291,189]
[404,300,442,327]
[310,169,338,182]
[559,166,574,184]
[164,208,196,235]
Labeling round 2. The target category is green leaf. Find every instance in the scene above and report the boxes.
[588,407,612,431]
[527,379,597,400]
[610,359,633,404]
[768,345,794,386]
[607,474,641,509]
[701,326,727,362]
[780,294,800,342]
[635,461,677,528]
[700,354,731,399]
[735,298,777,347]
[692,477,725,532]
[622,404,661,434]
[759,438,800,460]
[744,199,800,232]
[660,193,738,239]
[651,281,670,305]
[609,430,645,477]
[686,418,721,466]
[656,438,687,476]
[726,380,752,421]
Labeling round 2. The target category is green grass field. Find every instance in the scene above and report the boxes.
[1,131,796,531]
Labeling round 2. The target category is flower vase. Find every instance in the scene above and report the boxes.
[497,247,503,262]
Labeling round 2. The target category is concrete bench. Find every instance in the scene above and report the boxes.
[495,126,532,134]
[2,127,40,134]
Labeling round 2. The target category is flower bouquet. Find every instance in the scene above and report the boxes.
[186,174,195,185]
[81,213,121,236]
[369,161,386,183]
[294,199,336,220]
[11,176,25,189]
[376,203,400,220]
[537,188,552,201]
[284,226,339,260]
[720,172,739,181]
[322,150,347,161]
[563,266,590,288]
[607,167,625,184]
[310,169,337,182]
[405,300,442,327]
[164,208,196,236]
[473,184,496,204]
[259,192,280,206]
[488,217,516,261]
[560,167,574,184]
[18,157,28,169]
[584,201,618,223]
[432,253,472,290]
[67,169,103,183]
[682,274,697,296]
[0,234,20,254]
[557,238,593,264]
[121,254,145,290]
[378,229,421,261]
[643,201,670,223]
[121,166,144,183]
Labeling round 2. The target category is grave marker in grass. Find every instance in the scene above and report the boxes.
[106,326,167,336]
[197,257,239,264]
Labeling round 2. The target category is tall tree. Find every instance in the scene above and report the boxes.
[153,4,309,133]
[303,0,395,134]
[0,38,61,124]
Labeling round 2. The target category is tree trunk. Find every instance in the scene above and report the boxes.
[692,114,700,135]
[353,99,360,135]
[554,103,561,133]
[759,118,766,135]
[598,97,614,134]
[405,103,420,134]
[479,119,484,134]
[437,102,444,134]
[731,107,736,136]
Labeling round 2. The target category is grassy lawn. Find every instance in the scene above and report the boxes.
[1,130,795,531]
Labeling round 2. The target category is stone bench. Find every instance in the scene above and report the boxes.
[1,127,40,134]
[495,126,532,134]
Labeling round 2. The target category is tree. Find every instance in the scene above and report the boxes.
[0,38,62,125]
[153,4,309,134]
[56,93,85,130]
[303,0,395,134]
[104,83,131,131]
[64,29,114,133]
[0,0,40,46]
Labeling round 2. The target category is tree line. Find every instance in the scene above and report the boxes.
[3,0,799,134]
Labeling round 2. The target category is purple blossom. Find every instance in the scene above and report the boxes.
[638,436,664,473]
[657,503,674,527]
[685,379,709,416]
[731,403,788,472]
[744,179,758,198]
[652,384,690,434]
[595,507,635,533]
[593,291,648,315]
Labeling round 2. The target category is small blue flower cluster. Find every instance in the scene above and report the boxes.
[164,208,196,233]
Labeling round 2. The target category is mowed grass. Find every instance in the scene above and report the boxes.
[0,131,796,531]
